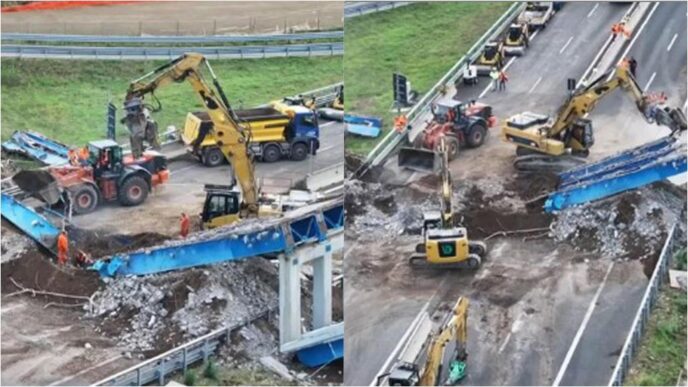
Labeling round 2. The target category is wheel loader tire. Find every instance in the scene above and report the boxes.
[290,142,308,161]
[262,144,281,163]
[118,175,149,207]
[466,254,481,269]
[203,147,225,167]
[445,137,460,161]
[466,123,487,148]
[70,184,98,214]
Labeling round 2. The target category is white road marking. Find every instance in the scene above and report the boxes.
[320,121,337,128]
[49,355,124,386]
[499,332,512,353]
[529,29,540,42]
[319,145,336,153]
[667,33,678,51]
[552,262,615,386]
[643,72,657,91]
[559,36,574,54]
[528,76,543,94]
[587,3,599,18]
[609,2,661,81]
[478,57,517,99]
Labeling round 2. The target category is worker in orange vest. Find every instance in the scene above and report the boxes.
[180,212,190,238]
[393,115,408,133]
[57,230,69,265]
[78,146,90,166]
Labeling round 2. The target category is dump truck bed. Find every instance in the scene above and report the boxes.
[235,107,288,122]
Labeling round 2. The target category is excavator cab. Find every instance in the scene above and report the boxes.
[201,184,241,229]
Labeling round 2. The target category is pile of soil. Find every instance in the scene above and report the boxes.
[460,185,552,239]
[69,228,170,257]
[1,251,100,299]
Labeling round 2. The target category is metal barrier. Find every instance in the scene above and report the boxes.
[93,307,276,386]
[1,42,343,60]
[355,2,525,177]
[344,2,413,18]
[608,224,682,386]
[1,31,343,44]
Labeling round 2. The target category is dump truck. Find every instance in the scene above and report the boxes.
[182,101,320,166]
[517,2,555,30]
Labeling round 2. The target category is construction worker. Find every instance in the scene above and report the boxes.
[180,212,190,238]
[57,230,69,265]
[489,68,499,91]
[629,57,638,78]
[498,70,509,91]
[68,149,79,166]
[78,146,90,166]
[75,250,94,267]
[393,115,408,133]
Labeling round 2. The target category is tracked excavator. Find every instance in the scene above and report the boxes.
[410,137,486,269]
[126,53,278,228]
[501,65,688,172]
[384,297,470,386]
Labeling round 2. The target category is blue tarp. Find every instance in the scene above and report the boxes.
[296,339,344,367]
[345,114,382,138]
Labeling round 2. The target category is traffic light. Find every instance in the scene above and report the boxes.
[393,72,409,106]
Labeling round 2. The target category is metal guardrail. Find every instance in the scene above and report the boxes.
[94,307,277,386]
[344,2,414,18]
[1,42,343,60]
[1,31,343,44]
[608,224,682,386]
[355,2,525,176]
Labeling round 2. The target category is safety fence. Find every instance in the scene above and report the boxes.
[344,2,413,18]
[94,306,277,386]
[1,42,343,60]
[355,1,525,177]
[608,224,682,386]
[1,31,343,44]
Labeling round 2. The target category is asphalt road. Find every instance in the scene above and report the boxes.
[72,119,343,234]
[376,2,631,185]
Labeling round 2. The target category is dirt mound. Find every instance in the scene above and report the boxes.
[1,251,100,299]
[69,228,170,257]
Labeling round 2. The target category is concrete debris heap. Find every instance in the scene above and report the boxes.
[88,259,279,352]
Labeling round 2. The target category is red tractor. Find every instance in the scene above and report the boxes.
[13,139,169,214]
[398,100,496,172]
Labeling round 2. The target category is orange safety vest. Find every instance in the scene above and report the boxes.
[180,215,190,237]
[394,115,408,132]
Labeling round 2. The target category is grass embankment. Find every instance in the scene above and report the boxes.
[178,360,295,386]
[1,57,342,146]
[626,249,687,386]
[344,1,512,155]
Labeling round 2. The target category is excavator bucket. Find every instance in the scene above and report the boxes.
[12,169,62,205]
[397,146,439,172]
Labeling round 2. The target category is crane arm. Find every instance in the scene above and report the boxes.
[437,137,453,228]
[549,65,687,137]
[126,53,259,216]
[419,297,469,386]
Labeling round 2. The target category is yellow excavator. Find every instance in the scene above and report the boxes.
[126,53,276,228]
[386,297,470,386]
[410,137,486,269]
[501,65,688,171]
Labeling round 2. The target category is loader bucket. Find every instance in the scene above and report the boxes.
[398,147,439,173]
[12,170,62,205]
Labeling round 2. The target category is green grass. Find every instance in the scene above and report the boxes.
[344,1,512,155]
[176,361,296,386]
[625,288,687,386]
[1,57,342,146]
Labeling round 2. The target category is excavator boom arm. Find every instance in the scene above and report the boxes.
[126,53,259,216]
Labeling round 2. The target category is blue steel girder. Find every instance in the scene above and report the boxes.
[1,193,60,251]
[558,137,676,187]
[94,200,344,277]
[545,155,687,212]
[2,131,70,166]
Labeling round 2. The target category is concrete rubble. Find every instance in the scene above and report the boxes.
[87,258,279,352]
